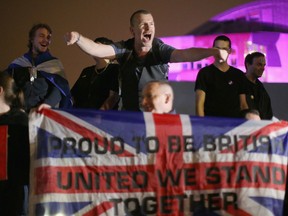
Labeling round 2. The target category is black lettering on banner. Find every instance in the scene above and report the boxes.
[236,165,251,183]
[109,198,122,215]
[203,135,216,151]
[272,167,285,184]
[94,137,108,154]
[189,194,205,212]
[48,136,62,154]
[252,136,258,150]
[157,169,181,186]
[183,135,196,152]
[160,196,173,214]
[111,137,124,154]
[145,136,159,153]
[208,193,221,211]
[206,167,221,184]
[63,137,77,155]
[57,171,72,190]
[102,172,115,189]
[184,168,196,186]
[174,194,187,212]
[253,166,270,183]
[142,196,157,214]
[75,172,92,189]
[94,173,100,189]
[233,135,238,152]
[218,135,231,151]
[239,135,249,150]
[221,166,234,183]
[168,135,181,152]
[117,172,130,189]
[223,192,238,210]
[109,192,239,215]
[132,171,148,189]
[189,192,238,211]
[133,136,142,154]
[78,137,92,154]
[124,198,141,215]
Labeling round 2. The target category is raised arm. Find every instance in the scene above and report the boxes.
[65,31,116,60]
[170,47,228,63]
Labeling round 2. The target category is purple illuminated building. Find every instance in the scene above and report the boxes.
[162,0,288,83]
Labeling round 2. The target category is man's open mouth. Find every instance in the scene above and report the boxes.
[144,34,151,41]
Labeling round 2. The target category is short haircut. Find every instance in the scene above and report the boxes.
[94,37,113,45]
[130,9,151,27]
[144,80,174,99]
[28,23,52,50]
[213,35,231,48]
[244,52,265,69]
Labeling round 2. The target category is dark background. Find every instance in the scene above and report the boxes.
[0,0,253,85]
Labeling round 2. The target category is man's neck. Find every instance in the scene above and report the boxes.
[0,103,10,115]
[213,61,230,72]
[134,43,152,57]
[246,73,257,83]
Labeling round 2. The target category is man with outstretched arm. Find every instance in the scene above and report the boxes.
[65,9,228,111]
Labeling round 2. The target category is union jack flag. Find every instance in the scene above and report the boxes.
[29,109,288,216]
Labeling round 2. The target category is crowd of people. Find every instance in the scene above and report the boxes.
[0,9,277,215]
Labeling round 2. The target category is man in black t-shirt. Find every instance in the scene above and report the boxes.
[243,52,273,120]
[195,35,248,118]
[71,37,119,110]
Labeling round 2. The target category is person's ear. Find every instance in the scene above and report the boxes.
[165,94,171,104]
[0,86,4,96]
[228,48,233,54]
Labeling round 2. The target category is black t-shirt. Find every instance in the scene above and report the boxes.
[111,38,175,111]
[195,64,247,118]
[71,64,119,109]
[243,77,273,120]
[0,109,29,215]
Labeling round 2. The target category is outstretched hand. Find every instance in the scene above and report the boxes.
[64,31,79,45]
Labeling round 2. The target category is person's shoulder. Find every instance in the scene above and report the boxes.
[153,38,164,44]
[82,65,95,72]
[8,52,29,68]
[255,79,266,88]
[230,65,244,73]
[198,64,214,72]
[114,38,133,47]
[76,65,94,77]
[0,109,28,125]
[153,38,174,49]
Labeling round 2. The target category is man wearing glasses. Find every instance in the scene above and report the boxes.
[194,35,248,118]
